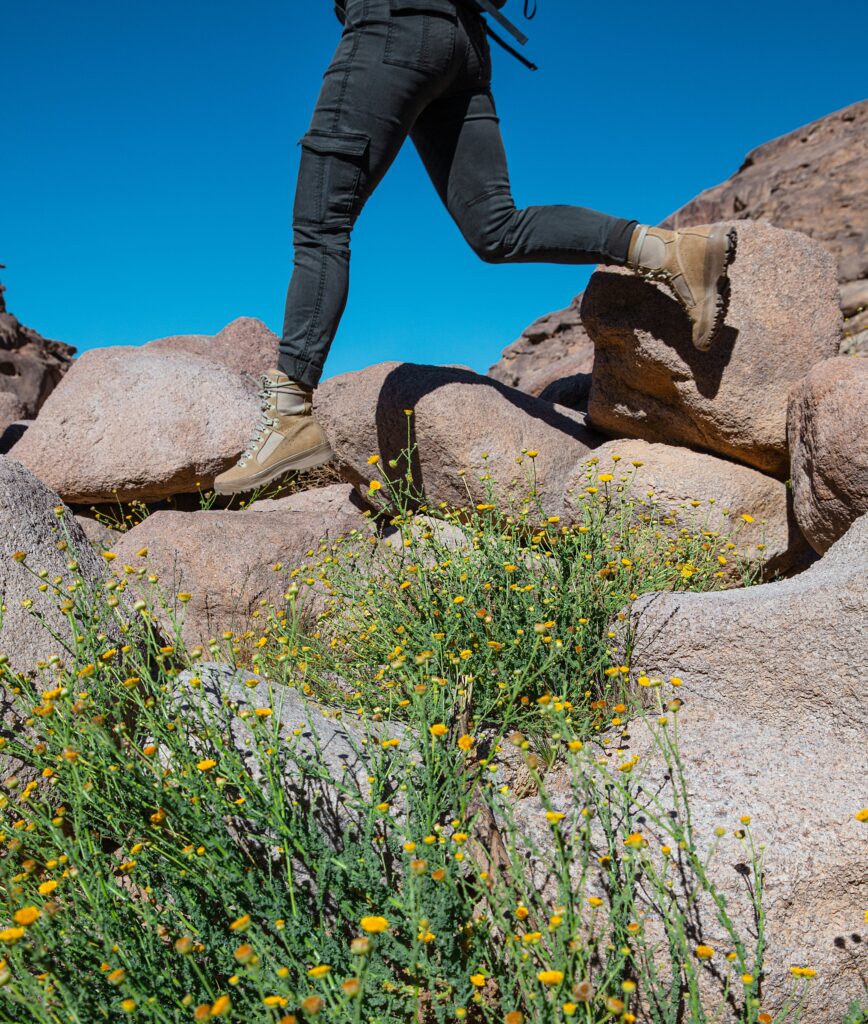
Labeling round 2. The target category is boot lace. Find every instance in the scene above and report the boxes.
[238,375,282,467]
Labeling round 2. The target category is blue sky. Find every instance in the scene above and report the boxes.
[3,1,864,381]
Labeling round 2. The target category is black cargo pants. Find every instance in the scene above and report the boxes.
[279,0,637,388]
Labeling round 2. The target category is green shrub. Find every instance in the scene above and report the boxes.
[0,460,822,1024]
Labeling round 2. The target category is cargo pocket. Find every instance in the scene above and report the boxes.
[294,129,371,226]
[384,0,458,75]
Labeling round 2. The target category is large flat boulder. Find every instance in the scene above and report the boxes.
[606,514,868,1019]
[315,362,603,515]
[569,439,810,577]
[583,221,842,476]
[9,345,261,502]
[144,316,278,380]
[110,508,365,648]
[788,356,868,553]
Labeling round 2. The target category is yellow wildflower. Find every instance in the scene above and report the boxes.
[359,915,389,934]
[210,995,231,1017]
[13,907,39,926]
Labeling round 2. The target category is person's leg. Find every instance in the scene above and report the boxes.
[412,10,735,352]
[216,0,461,494]
[411,87,637,267]
[279,0,458,389]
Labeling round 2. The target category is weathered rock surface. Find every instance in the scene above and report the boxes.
[788,357,868,553]
[0,270,76,432]
[145,317,278,380]
[316,362,603,515]
[244,482,370,518]
[111,508,366,647]
[571,439,810,577]
[0,457,115,674]
[172,663,392,791]
[664,99,867,305]
[488,298,595,398]
[607,514,868,1019]
[584,222,842,476]
[10,345,261,502]
[491,101,866,395]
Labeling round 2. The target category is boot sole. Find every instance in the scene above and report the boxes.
[213,443,335,496]
[693,226,738,351]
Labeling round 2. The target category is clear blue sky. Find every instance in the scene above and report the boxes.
[3,1,864,380]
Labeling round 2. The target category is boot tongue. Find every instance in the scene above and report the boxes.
[263,370,310,415]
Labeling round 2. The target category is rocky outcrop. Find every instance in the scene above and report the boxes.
[583,222,842,477]
[571,439,810,577]
[664,99,867,307]
[0,269,75,432]
[788,357,868,553]
[598,513,868,1020]
[9,342,262,502]
[490,100,866,395]
[488,299,595,399]
[110,508,365,647]
[315,361,603,516]
[144,317,279,380]
[0,457,116,675]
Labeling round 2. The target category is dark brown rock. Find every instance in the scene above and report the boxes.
[487,298,595,397]
[0,268,76,432]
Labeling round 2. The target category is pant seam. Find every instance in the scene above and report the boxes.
[297,247,331,369]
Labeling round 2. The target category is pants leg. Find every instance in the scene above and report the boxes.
[411,88,637,266]
[279,2,456,388]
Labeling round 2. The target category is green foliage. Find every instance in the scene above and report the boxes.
[0,461,823,1023]
[255,457,759,739]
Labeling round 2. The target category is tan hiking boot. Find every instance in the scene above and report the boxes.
[213,370,333,496]
[627,224,737,350]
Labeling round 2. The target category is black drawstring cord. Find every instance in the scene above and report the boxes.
[485,24,538,70]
